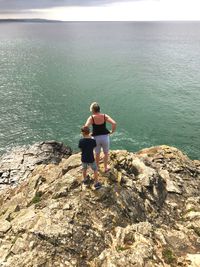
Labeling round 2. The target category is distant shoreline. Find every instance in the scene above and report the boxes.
[0,19,200,23]
[0,19,62,23]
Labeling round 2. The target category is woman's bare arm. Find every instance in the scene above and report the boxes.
[105,115,117,134]
[85,116,92,127]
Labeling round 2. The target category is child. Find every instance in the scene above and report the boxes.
[78,126,101,190]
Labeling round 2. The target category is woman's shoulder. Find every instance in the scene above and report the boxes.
[104,114,110,119]
[93,113,103,117]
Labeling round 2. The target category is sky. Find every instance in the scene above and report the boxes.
[0,0,200,21]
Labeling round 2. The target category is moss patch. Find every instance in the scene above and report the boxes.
[116,245,129,252]
[162,248,176,265]
[30,191,43,205]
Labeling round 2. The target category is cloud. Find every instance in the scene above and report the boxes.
[0,0,151,19]
[0,0,143,11]
[0,0,200,21]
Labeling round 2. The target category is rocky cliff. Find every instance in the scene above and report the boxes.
[0,142,200,267]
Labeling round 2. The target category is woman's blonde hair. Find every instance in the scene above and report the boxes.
[90,102,100,113]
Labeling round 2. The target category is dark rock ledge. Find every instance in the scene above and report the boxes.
[0,141,72,190]
[0,141,199,267]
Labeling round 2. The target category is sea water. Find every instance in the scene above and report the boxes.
[0,22,199,159]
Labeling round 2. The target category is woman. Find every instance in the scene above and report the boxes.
[85,102,116,172]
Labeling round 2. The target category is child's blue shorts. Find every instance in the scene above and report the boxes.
[82,161,97,171]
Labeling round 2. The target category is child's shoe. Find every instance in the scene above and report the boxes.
[94,182,102,190]
[83,175,91,185]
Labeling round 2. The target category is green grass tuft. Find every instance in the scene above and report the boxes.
[31,191,43,205]
[162,248,176,265]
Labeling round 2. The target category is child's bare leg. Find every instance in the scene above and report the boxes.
[93,169,101,189]
[94,170,98,182]
[83,169,87,180]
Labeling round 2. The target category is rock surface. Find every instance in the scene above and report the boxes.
[0,141,72,190]
[0,143,199,267]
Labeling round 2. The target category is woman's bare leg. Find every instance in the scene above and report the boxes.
[95,153,100,169]
[104,152,110,172]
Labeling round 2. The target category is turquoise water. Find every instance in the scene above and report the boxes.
[0,22,199,159]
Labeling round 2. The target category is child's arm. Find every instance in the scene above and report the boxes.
[78,140,82,149]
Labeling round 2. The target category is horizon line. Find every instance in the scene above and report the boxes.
[1,18,200,22]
